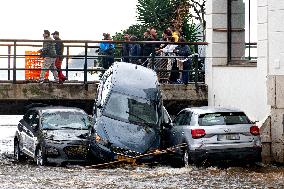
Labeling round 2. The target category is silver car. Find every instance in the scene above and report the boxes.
[163,106,262,166]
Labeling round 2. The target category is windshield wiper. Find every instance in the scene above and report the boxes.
[126,111,154,128]
[42,128,55,130]
[60,126,87,130]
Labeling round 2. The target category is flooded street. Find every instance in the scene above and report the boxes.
[0,125,283,189]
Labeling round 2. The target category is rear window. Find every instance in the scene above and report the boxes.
[198,112,252,126]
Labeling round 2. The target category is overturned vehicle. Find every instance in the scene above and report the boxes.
[90,62,169,164]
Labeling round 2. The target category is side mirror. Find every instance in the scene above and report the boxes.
[162,122,173,129]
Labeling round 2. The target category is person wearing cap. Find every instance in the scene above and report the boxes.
[52,31,67,82]
[38,30,59,83]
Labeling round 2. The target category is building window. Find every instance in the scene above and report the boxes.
[228,0,257,63]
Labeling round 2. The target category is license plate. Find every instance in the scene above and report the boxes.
[218,134,240,141]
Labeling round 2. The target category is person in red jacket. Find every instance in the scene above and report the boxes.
[52,31,67,82]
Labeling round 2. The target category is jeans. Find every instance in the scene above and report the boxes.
[40,57,58,80]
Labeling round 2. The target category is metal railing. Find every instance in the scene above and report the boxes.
[0,39,208,86]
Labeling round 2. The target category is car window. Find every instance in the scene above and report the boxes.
[104,92,158,126]
[23,110,35,124]
[101,74,112,106]
[181,111,192,125]
[41,111,90,130]
[97,70,113,107]
[30,113,40,125]
[198,112,252,126]
[173,111,186,126]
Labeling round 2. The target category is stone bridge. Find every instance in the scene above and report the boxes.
[0,82,207,115]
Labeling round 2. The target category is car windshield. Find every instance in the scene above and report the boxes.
[103,92,158,126]
[198,112,252,126]
[42,111,90,130]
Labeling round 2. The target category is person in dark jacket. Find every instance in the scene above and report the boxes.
[52,31,67,82]
[174,37,192,84]
[38,30,59,83]
[142,27,159,67]
[99,33,115,69]
[129,35,141,64]
[122,33,130,62]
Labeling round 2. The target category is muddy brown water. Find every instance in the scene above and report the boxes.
[0,125,283,189]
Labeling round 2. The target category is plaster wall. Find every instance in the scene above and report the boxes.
[209,66,269,122]
[206,0,284,162]
[206,0,269,122]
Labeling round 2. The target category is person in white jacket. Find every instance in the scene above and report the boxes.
[156,37,178,82]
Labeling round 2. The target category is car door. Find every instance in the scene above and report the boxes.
[168,110,193,147]
[21,110,38,156]
[28,112,40,155]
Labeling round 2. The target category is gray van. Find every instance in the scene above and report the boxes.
[90,62,165,163]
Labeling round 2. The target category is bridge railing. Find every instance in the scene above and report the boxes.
[0,39,207,86]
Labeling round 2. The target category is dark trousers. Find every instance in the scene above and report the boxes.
[102,55,114,70]
[182,60,191,84]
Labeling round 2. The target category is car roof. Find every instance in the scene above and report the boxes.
[30,106,86,114]
[110,62,160,100]
[111,62,158,88]
[182,106,244,115]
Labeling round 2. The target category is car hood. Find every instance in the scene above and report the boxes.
[97,116,160,154]
[44,129,89,141]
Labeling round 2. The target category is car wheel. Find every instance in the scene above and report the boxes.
[36,146,46,166]
[14,140,24,161]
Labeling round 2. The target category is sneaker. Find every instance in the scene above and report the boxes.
[54,79,60,84]
[62,76,67,82]
[38,79,44,84]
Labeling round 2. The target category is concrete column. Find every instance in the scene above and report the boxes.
[265,0,284,163]
[205,0,228,105]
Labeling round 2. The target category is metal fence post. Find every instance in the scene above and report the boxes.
[194,44,199,86]
[84,42,88,87]
[66,46,69,79]
[13,41,17,83]
[8,46,11,80]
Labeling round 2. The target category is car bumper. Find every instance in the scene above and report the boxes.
[189,147,262,162]
[44,140,89,165]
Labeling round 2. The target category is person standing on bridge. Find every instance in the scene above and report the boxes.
[38,30,59,83]
[98,33,115,70]
[52,31,67,83]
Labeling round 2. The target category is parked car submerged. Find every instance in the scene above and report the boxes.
[163,106,262,166]
[14,106,92,166]
[90,62,166,163]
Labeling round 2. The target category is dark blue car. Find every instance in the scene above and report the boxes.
[90,62,165,164]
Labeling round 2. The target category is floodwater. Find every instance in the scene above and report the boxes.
[0,122,283,188]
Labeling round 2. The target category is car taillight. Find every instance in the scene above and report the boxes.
[191,129,206,139]
[250,125,260,136]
